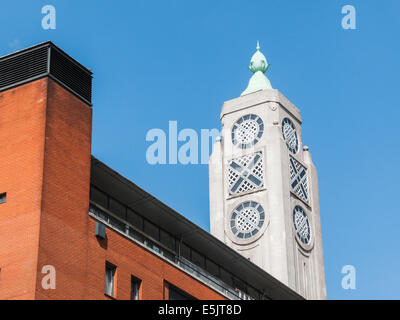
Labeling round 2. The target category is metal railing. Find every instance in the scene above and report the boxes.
[89,203,255,300]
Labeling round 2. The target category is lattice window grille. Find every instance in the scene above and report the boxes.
[282,118,299,154]
[231,201,265,239]
[236,120,258,144]
[293,206,311,245]
[228,152,264,195]
[232,114,264,149]
[289,157,309,203]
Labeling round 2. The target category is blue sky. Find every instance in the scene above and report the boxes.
[1,0,399,299]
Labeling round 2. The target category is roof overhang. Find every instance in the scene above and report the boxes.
[90,156,303,300]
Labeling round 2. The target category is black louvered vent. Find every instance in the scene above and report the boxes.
[0,46,48,89]
[50,47,92,103]
[0,42,92,105]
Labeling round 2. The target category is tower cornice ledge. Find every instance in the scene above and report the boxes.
[220,89,302,124]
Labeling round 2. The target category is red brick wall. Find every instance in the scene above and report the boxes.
[0,79,48,299]
[0,77,225,300]
[35,78,92,300]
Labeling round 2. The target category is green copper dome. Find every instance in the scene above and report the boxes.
[241,41,272,96]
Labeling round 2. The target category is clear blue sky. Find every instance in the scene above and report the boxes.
[1,0,399,299]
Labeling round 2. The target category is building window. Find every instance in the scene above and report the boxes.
[293,205,311,245]
[104,263,116,297]
[205,258,220,278]
[191,249,205,269]
[131,276,141,300]
[228,152,264,195]
[160,229,176,252]
[282,117,299,154]
[0,193,6,204]
[127,208,144,231]
[230,201,265,239]
[90,186,108,208]
[168,283,195,300]
[109,198,127,220]
[144,220,159,241]
[231,114,264,149]
[289,157,309,203]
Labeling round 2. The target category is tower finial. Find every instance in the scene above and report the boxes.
[241,42,273,96]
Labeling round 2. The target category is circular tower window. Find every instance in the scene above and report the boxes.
[293,205,311,245]
[282,117,299,154]
[232,114,264,149]
[230,201,265,239]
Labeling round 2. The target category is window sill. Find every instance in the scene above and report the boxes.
[104,293,117,300]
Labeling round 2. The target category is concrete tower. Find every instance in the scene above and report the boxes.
[209,43,326,299]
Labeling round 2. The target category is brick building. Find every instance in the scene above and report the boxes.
[0,42,301,300]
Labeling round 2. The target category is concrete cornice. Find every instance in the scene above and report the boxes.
[221,89,302,124]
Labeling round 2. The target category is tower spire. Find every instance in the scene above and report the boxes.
[241,41,272,96]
